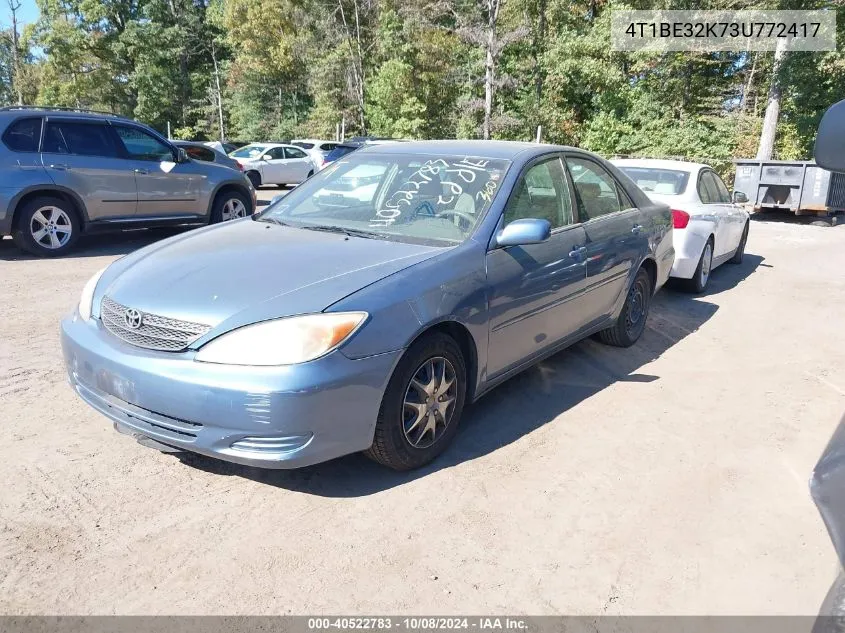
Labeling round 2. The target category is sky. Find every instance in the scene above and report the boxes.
[1,0,40,29]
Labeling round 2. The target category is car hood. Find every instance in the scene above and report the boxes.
[98,219,442,336]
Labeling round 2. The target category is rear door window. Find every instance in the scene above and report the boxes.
[698,171,720,204]
[711,172,732,203]
[285,147,308,159]
[2,117,42,152]
[43,121,121,157]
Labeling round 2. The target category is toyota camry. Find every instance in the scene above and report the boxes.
[61,141,673,471]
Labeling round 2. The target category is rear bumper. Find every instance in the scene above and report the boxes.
[670,226,710,280]
[61,311,402,468]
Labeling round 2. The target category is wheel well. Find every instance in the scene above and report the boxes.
[411,321,479,402]
[12,189,85,230]
[212,184,253,214]
[245,169,261,184]
[639,257,657,294]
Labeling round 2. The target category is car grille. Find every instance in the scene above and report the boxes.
[100,296,212,352]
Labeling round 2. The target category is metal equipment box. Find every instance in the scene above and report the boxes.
[734,160,845,217]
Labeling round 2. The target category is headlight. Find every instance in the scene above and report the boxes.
[194,312,368,366]
[78,267,107,321]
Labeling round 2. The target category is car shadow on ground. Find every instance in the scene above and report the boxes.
[173,253,763,496]
[665,253,766,298]
[0,227,191,260]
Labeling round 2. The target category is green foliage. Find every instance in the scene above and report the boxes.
[0,0,839,165]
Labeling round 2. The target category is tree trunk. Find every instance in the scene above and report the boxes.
[535,0,545,109]
[8,0,23,105]
[741,52,757,115]
[168,0,190,127]
[337,0,367,135]
[756,39,787,160]
[211,42,225,142]
[482,0,500,140]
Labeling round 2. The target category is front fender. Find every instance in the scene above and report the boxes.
[329,243,490,393]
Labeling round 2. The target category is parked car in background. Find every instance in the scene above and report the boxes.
[230,142,316,188]
[62,140,673,472]
[290,139,338,169]
[613,158,749,293]
[173,140,242,172]
[321,137,403,169]
[204,140,241,155]
[0,107,256,257]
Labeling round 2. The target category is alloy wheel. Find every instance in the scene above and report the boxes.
[221,198,248,221]
[402,356,458,449]
[30,206,72,250]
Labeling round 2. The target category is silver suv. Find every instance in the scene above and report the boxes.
[0,107,257,256]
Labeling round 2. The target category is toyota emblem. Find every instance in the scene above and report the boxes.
[123,308,143,330]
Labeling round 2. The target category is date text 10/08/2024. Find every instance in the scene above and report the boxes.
[308,618,528,630]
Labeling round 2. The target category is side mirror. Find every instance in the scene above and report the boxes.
[814,99,845,173]
[175,147,189,163]
[496,218,552,247]
[263,154,273,161]
[733,191,749,204]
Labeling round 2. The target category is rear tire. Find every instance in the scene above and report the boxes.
[597,267,652,348]
[365,332,467,471]
[12,196,80,257]
[728,222,749,264]
[684,238,714,293]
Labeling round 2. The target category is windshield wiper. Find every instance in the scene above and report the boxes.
[299,224,383,240]
[258,216,289,226]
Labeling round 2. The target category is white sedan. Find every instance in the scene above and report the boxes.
[230,143,316,188]
[613,158,750,292]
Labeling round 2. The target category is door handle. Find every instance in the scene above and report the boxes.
[569,246,587,259]
[134,168,149,175]
[632,224,644,234]
[48,163,70,171]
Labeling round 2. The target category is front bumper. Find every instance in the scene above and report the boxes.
[61,312,401,468]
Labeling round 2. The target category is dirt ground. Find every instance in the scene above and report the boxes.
[2,201,845,615]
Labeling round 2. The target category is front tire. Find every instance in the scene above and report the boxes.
[210,191,251,223]
[365,332,467,471]
[12,196,80,257]
[597,267,652,348]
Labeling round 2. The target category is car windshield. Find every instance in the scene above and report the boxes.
[257,153,511,246]
[231,144,268,159]
[292,141,314,149]
[618,166,690,195]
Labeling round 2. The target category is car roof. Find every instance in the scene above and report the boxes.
[292,138,335,143]
[611,157,707,172]
[355,139,578,160]
[0,107,131,123]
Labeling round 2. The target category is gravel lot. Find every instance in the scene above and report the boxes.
[2,200,844,615]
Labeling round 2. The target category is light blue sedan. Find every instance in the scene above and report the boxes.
[61,141,673,471]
